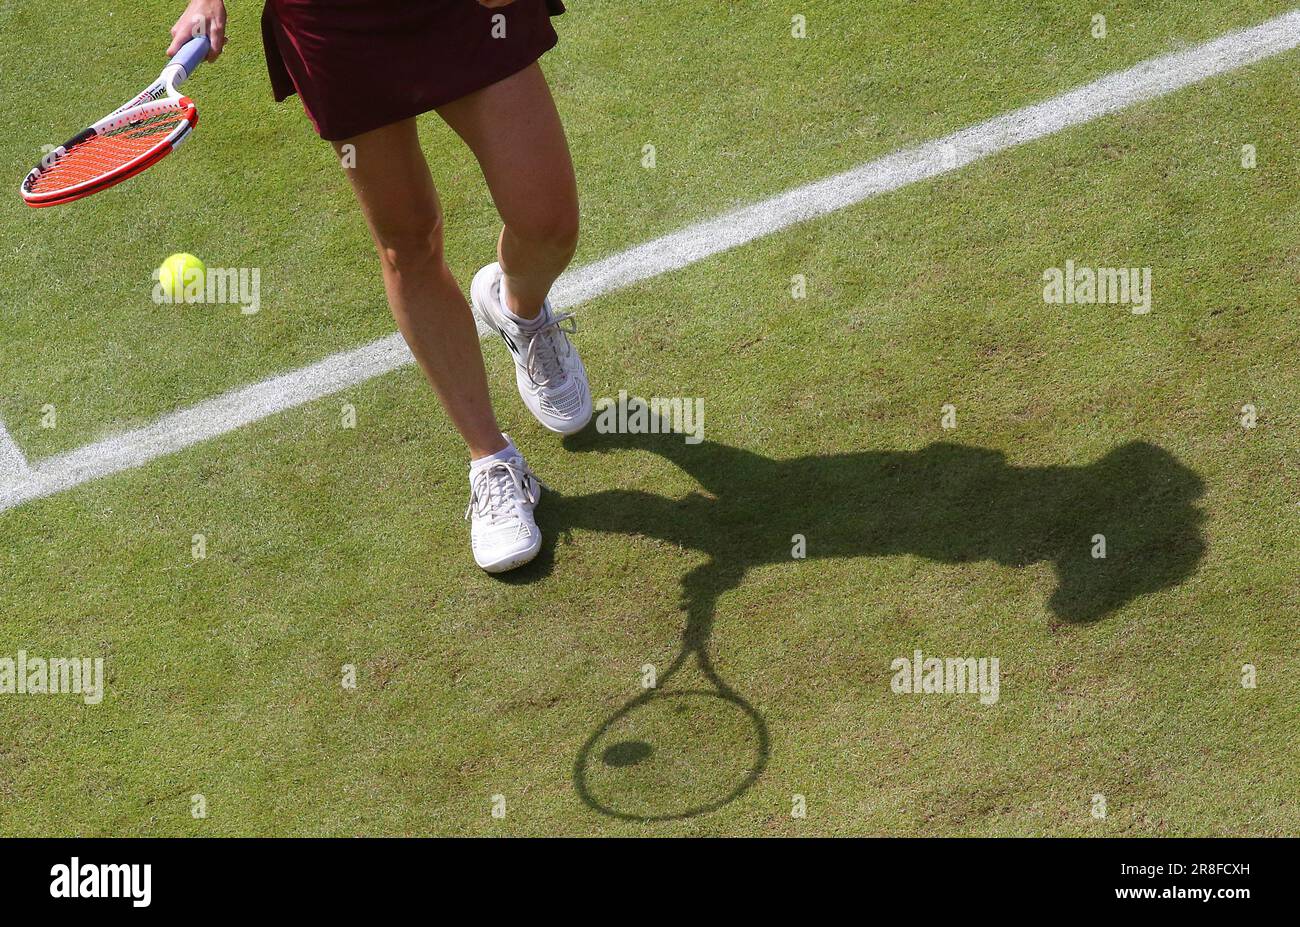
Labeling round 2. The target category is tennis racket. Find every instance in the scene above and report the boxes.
[20,35,211,208]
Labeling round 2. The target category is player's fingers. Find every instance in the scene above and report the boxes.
[168,14,206,56]
[208,20,226,60]
[165,26,186,57]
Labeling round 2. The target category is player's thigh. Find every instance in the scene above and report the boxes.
[436,63,578,241]
[331,119,444,249]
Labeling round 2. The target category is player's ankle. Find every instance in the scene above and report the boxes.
[468,433,511,462]
[500,276,544,324]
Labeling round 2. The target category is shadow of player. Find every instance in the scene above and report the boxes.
[503,413,1205,821]
[547,424,1205,630]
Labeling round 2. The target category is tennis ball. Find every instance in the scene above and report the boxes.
[157,253,206,302]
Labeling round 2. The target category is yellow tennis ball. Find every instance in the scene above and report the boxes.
[158,253,206,301]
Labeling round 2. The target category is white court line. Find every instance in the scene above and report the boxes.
[3,9,1299,514]
[0,419,30,486]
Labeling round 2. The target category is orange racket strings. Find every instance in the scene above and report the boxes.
[29,109,187,196]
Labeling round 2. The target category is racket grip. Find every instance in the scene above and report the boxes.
[172,35,211,80]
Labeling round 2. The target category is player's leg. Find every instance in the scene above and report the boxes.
[332,118,541,571]
[332,118,504,458]
[437,61,579,319]
[438,63,592,435]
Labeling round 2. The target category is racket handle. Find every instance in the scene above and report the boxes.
[172,35,211,81]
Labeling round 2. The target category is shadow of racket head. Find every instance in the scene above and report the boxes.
[574,655,769,822]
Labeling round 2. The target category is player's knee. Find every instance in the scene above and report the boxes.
[374,209,445,273]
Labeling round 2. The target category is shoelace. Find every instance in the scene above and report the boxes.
[522,309,579,388]
[464,459,539,525]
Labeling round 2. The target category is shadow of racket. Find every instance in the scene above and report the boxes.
[572,546,769,822]
[574,638,769,822]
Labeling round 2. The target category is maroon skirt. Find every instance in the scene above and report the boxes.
[262,0,565,141]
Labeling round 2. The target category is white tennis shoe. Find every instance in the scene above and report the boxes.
[471,262,592,435]
[465,440,543,573]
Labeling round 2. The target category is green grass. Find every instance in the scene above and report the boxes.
[1,1,1297,835]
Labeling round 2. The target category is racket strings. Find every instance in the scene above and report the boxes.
[29,108,187,195]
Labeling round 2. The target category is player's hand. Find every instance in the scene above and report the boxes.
[168,0,228,62]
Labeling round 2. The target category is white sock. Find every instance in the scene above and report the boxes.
[471,436,516,469]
